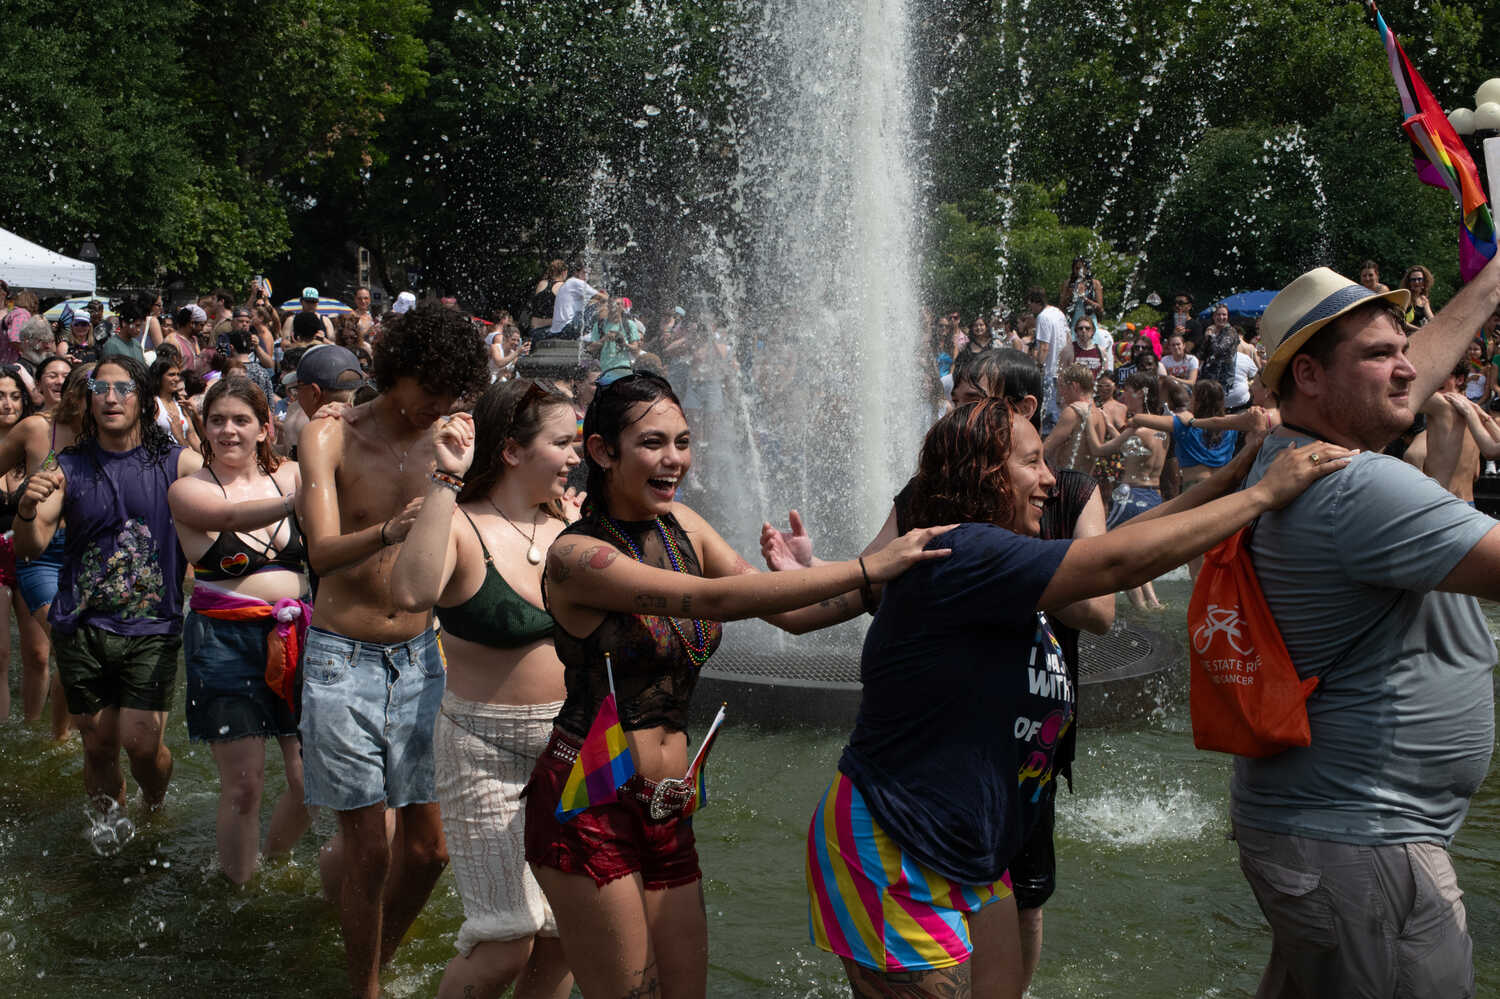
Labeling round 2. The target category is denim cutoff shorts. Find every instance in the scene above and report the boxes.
[16,527,66,613]
[183,612,298,743]
[299,625,446,811]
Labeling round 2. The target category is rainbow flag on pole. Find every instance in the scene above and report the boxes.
[555,656,636,823]
[1369,2,1496,282]
[681,704,727,818]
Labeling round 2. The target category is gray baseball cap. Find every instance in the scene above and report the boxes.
[292,345,363,390]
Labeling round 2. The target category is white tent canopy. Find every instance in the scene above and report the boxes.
[0,227,96,296]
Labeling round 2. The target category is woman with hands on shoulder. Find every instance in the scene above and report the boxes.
[166,376,311,884]
[526,372,951,999]
[388,380,583,999]
[799,399,1353,999]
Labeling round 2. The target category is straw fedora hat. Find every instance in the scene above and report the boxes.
[1260,267,1409,392]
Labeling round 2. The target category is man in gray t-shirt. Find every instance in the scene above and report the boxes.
[1235,260,1500,998]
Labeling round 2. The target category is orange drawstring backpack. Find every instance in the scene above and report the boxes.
[1188,526,1319,757]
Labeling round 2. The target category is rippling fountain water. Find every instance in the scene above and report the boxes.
[718,0,926,554]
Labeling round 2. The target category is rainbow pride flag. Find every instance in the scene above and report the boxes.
[681,704,726,818]
[555,658,636,823]
[1370,2,1496,282]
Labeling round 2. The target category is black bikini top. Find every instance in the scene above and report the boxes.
[550,512,722,737]
[192,468,307,581]
[436,509,556,649]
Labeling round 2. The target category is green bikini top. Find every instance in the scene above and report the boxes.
[436,510,556,649]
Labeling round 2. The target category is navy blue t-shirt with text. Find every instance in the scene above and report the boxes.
[838,523,1074,885]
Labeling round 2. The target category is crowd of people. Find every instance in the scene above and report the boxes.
[0,245,1497,999]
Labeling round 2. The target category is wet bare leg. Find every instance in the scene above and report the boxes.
[534,866,657,998]
[210,736,268,884]
[320,807,395,905]
[969,894,1023,998]
[0,584,11,718]
[76,708,126,806]
[377,801,448,966]
[436,935,572,999]
[263,733,312,858]
[16,590,50,723]
[118,707,171,809]
[336,803,391,999]
[29,605,69,741]
[644,879,709,999]
[1016,906,1043,992]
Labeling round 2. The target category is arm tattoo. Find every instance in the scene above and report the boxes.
[679,594,693,615]
[730,555,755,576]
[818,594,849,611]
[581,545,618,571]
[548,551,573,584]
[635,594,667,611]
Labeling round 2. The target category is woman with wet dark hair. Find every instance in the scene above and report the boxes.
[390,379,581,999]
[802,399,1351,998]
[526,372,949,999]
[149,358,199,452]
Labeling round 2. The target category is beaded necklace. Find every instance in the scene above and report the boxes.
[599,515,715,667]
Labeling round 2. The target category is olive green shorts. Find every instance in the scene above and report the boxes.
[54,626,181,715]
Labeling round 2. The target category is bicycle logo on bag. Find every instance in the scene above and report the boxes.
[1194,604,1251,656]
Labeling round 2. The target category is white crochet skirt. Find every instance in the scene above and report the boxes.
[434,692,562,953]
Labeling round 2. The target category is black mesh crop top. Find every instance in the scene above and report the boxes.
[550,512,723,738]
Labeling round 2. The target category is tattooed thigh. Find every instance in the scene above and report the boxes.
[842,956,971,999]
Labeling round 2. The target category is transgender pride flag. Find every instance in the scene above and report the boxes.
[555,657,636,823]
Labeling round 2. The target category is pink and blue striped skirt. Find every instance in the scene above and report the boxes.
[805,772,1012,971]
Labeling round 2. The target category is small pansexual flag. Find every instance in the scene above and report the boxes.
[555,656,637,823]
[681,704,726,818]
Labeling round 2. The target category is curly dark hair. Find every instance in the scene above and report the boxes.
[68,356,176,461]
[904,399,1017,531]
[371,301,488,400]
[0,368,35,425]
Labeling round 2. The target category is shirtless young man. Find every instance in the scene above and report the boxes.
[1407,364,1483,502]
[297,303,489,999]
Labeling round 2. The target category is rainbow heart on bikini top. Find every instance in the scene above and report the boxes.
[219,552,251,575]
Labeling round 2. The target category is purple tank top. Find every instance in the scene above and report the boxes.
[50,440,187,636]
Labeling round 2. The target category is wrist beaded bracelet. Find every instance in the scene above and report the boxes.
[430,470,463,492]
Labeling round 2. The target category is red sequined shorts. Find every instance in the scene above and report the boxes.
[0,533,17,590]
[523,729,701,890]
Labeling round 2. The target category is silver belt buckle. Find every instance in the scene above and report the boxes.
[649,777,694,820]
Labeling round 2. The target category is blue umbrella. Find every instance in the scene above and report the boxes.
[279,296,352,317]
[1199,290,1277,322]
